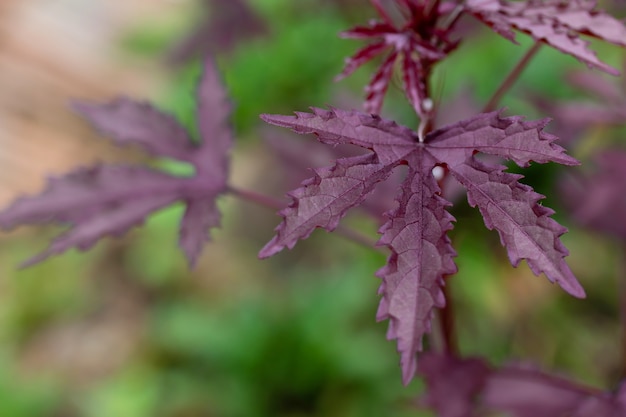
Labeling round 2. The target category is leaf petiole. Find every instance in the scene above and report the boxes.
[483,41,542,112]
[226,185,382,252]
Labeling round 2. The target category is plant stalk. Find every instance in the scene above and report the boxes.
[440,277,459,355]
[371,0,394,25]
[440,4,465,32]
[226,185,383,252]
[483,42,542,112]
[438,166,458,356]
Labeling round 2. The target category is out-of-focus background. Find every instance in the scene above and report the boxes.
[0,0,625,416]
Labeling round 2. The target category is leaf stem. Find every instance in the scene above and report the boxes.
[434,167,458,356]
[440,4,465,32]
[425,0,441,17]
[440,278,459,355]
[226,185,383,252]
[371,0,394,25]
[227,185,284,210]
[483,42,542,112]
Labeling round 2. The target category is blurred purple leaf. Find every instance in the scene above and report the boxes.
[560,150,626,240]
[532,65,626,138]
[0,59,232,267]
[483,364,626,417]
[416,353,626,417]
[417,353,491,417]
[169,0,267,64]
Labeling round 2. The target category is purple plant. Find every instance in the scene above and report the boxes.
[2,1,626,415]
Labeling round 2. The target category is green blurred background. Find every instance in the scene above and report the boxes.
[0,0,625,416]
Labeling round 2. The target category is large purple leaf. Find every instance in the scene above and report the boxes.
[466,0,626,75]
[261,107,583,383]
[0,59,232,267]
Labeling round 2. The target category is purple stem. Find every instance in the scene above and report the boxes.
[371,0,394,26]
[226,185,383,252]
[483,42,542,112]
[441,279,458,355]
[435,165,457,356]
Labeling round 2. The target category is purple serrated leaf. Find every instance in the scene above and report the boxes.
[262,106,583,383]
[427,110,579,167]
[258,153,396,258]
[375,151,457,384]
[447,157,584,298]
[466,0,626,75]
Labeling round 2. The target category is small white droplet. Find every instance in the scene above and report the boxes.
[432,166,445,180]
[422,98,434,112]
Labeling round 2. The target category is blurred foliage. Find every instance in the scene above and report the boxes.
[1,0,626,416]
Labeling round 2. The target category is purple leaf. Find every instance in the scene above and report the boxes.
[375,156,457,384]
[73,99,196,162]
[416,355,626,417]
[466,0,626,75]
[483,364,610,417]
[531,65,626,134]
[263,130,403,222]
[258,153,396,258]
[560,150,626,240]
[0,59,232,267]
[168,0,267,64]
[261,107,583,383]
[447,158,583,297]
[337,1,458,115]
[417,353,491,417]
[179,196,222,267]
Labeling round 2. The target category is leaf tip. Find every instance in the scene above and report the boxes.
[258,237,283,259]
[401,359,418,386]
[562,277,586,299]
